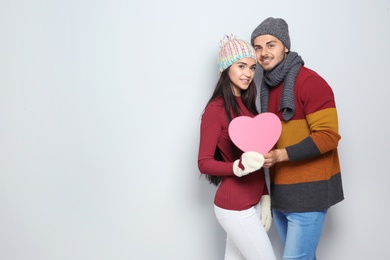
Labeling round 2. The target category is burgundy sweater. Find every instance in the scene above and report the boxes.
[198,96,268,210]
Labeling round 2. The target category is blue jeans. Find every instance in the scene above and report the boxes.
[273,209,327,260]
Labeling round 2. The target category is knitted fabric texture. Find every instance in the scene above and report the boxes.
[260,52,304,121]
[251,17,291,50]
[218,34,256,73]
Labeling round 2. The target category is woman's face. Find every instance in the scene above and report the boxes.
[228,57,256,96]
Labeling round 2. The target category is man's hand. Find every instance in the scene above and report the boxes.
[263,148,289,168]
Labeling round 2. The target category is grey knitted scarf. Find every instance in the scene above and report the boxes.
[260,52,304,121]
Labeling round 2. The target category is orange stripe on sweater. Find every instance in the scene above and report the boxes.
[270,150,341,185]
[277,119,310,148]
[308,108,341,153]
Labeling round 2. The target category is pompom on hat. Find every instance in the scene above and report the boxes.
[218,34,256,73]
[251,17,291,50]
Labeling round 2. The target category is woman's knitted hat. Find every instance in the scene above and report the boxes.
[218,34,256,73]
[251,17,291,50]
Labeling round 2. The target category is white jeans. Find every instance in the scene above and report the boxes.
[214,203,276,260]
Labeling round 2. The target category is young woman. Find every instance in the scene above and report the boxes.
[198,34,276,260]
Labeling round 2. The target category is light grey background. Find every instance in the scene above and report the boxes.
[1,0,389,259]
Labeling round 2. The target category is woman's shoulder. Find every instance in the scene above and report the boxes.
[207,97,224,107]
[202,97,226,120]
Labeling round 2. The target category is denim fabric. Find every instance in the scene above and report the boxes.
[273,209,327,260]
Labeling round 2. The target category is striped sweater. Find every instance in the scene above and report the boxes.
[267,66,344,212]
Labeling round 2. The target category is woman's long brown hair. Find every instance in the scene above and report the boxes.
[204,68,258,186]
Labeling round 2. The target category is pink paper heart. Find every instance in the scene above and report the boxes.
[228,113,282,154]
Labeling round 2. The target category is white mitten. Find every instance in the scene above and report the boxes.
[233,151,264,177]
[260,195,272,232]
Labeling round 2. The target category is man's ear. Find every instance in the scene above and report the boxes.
[284,47,289,53]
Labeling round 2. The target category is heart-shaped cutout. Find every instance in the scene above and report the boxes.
[228,112,282,154]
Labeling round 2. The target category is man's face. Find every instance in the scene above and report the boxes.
[253,34,289,71]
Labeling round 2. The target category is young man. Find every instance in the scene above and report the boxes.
[251,17,344,259]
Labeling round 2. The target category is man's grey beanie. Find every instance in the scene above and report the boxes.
[251,17,291,50]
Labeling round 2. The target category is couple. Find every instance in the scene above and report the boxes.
[197,17,344,260]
